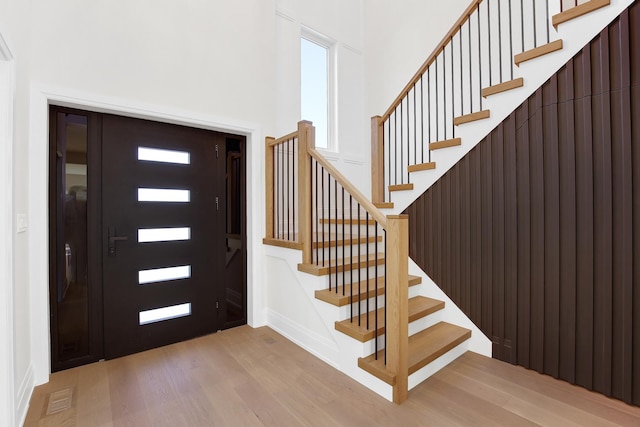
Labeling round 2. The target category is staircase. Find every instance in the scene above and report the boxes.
[264,0,627,404]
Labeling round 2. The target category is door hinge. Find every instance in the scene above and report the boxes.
[215,144,219,159]
[216,301,219,309]
[215,197,219,211]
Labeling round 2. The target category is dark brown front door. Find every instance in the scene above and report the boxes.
[101,114,226,359]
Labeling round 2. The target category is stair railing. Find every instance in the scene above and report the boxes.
[266,121,410,403]
[372,0,557,204]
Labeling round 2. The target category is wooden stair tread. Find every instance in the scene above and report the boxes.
[482,77,524,97]
[374,202,394,209]
[357,322,471,385]
[388,183,414,192]
[408,162,436,173]
[263,237,303,250]
[312,233,382,249]
[335,296,445,342]
[454,109,490,126]
[319,218,376,225]
[514,39,563,66]
[552,0,609,27]
[430,138,461,150]
[298,253,384,276]
[315,275,422,307]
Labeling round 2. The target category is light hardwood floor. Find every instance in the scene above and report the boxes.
[24,326,640,426]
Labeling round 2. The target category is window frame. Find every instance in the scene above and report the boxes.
[300,26,337,152]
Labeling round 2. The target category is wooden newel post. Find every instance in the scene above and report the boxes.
[265,137,275,239]
[386,214,409,404]
[297,121,314,264]
[371,115,384,204]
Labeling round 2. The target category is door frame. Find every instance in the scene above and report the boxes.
[29,86,266,385]
[0,31,15,427]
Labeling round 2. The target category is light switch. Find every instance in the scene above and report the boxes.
[17,213,27,233]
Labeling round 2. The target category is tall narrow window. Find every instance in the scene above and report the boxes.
[301,32,333,150]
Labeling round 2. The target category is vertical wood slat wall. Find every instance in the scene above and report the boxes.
[404,3,640,406]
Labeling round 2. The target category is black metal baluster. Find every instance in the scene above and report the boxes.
[427,68,432,161]
[328,173,332,291]
[400,99,404,183]
[357,207,361,326]
[321,166,325,268]
[435,55,439,141]
[468,17,473,112]
[314,160,318,264]
[349,195,353,322]
[533,0,538,48]
[459,29,463,116]
[509,0,514,80]
[545,0,550,44]
[335,179,339,293]
[413,83,417,166]
[384,229,387,365]
[420,75,425,164]
[488,0,493,87]
[478,4,483,110]
[406,97,410,182]
[394,109,398,186]
[374,222,379,360]
[443,49,447,140]
[498,0,503,84]
[450,36,454,138]
[366,212,370,330]
[341,186,345,296]
[521,0,525,52]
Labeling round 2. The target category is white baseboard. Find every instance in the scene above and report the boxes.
[15,364,33,427]
[266,309,340,369]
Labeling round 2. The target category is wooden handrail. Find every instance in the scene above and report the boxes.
[269,130,299,147]
[308,147,388,228]
[382,0,484,121]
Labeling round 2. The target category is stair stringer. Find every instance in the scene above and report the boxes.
[382,0,634,215]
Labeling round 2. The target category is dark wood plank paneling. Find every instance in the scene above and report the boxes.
[405,3,639,406]
[591,28,614,397]
[543,74,561,379]
[609,10,634,404]
[574,42,595,392]
[557,59,578,384]
[529,88,545,374]
[491,123,505,360]
[515,99,531,370]
[503,113,518,364]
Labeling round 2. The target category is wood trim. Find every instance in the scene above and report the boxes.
[386,215,409,404]
[297,121,313,264]
[552,0,610,27]
[430,138,461,150]
[514,39,563,66]
[265,137,275,239]
[308,146,387,227]
[382,0,484,120]
[454,109,490,126]
[482,77,524,97]
[388,183,414,192]
[268,130,298,147]
[371,116,384,204]
[408,162,436,173]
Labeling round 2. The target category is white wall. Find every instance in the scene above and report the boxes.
[0,27,16,427]
[275,0,369,193]
[3,1,279,423]
[364,0,470,118]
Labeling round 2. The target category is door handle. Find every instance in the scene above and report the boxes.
[108,227,128,256]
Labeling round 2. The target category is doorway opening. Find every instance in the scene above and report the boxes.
[48,106,247,371]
